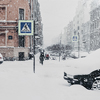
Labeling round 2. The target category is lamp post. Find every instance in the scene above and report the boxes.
[33,21,39,73]
[78,32,80,58]
[33,20,35,73]
[30,0,33,52]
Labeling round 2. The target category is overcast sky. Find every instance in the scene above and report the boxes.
[38,0,79,47]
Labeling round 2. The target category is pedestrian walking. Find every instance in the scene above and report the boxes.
[39,51,44,65]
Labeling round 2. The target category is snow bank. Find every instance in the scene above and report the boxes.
[0,51,100,100]
[64,49,100,75]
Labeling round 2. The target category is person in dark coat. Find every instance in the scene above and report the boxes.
[39,52,44,64]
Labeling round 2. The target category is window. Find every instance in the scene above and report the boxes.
[8,36,13,40]
[19,8,25,47]
[77,26,79,30]
[19,36,25,47]
[19,8,24,20]
[81,30,83,34]
[97,20,99,28]
[90,14,92,21]
[0,7,6,20]
[74,30,76,35]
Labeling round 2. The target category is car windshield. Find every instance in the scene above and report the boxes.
[90,69,100,77]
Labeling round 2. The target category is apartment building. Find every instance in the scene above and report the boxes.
[0,0,43,60]
[30,0,43,53]
[82,21,90,52]
[73,0,91,51]
[90,0,100,51]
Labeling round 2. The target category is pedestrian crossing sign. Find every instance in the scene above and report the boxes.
[18,20,33,35]
[72,35,78,42]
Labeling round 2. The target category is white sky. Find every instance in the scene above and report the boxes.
[38,0,79,47]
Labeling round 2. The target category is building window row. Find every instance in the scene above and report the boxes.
[90,6,100,21]
[90,19,100,32]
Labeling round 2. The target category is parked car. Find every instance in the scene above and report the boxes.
[29,52,33,59]
[63,69,100,90]
[0,53,3,64]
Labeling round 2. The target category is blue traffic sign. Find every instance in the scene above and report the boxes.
[72,35,78,42]
[18,20,33,35]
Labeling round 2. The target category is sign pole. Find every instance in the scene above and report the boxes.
[33,20,35,73]
[18,20,34,72]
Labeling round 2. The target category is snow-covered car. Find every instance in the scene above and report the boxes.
[70,51,88,59]
[64,69,100,90]
[0,53,3,64]
[50,56,56,60]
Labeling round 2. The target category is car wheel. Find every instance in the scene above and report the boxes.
[67,82,71,86]
[92,80,100,90]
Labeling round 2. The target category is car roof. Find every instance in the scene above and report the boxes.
[0,53,3,57]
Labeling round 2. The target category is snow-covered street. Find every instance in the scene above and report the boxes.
[0,51,100,100]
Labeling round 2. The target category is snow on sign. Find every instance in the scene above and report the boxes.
[72,35,78,42]
[18,20,33,35]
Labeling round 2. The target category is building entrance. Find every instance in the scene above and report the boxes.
[19,52,24,61]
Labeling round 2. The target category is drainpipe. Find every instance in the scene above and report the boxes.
[5,29,8,46]
[30,0,33,52]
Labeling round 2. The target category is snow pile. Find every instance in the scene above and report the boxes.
[64,49,100,75]
[0,51,100,100]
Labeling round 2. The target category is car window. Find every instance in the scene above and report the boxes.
[90,69,100,77]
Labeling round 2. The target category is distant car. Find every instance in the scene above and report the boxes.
[0,53,3,64]
[64,69,100,90]
[62,55,66,60]
[50,53,59,57]
[29,52,33,59]
[45,54,50,60]
[69,52,78,59]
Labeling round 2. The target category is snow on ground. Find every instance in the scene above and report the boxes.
[0,49,100,100]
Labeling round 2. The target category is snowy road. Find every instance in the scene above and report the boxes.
[0,53,100,100]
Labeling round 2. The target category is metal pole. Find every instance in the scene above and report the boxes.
[5,29,8,46]
[33,20,35,73]
[78,33,80,58]
[30,0,32,52]
[59,34,62,62]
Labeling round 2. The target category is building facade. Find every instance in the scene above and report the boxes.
[30,0,43,53]
[90,0,100,51]
[0,0,43,60]
[73,0,91,52]
[82,21,90,52]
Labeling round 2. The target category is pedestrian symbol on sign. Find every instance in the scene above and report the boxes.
[72,35,78,42]
[21,22,31,33]
[18,20,33,36]
[21,23,31,32]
